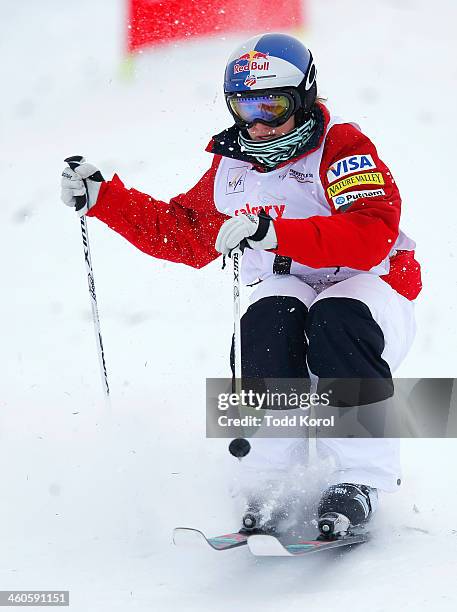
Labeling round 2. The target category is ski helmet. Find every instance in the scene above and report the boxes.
[224,33,317,128]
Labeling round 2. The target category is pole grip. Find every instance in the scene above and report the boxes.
[64,155,87,212]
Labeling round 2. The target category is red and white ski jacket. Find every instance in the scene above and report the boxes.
[87,103,422,300]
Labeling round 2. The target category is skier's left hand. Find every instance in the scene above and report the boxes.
[215,210,277,256]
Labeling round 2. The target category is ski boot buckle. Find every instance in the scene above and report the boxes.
[318,512,351,540]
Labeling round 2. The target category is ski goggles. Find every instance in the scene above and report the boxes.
[226,89,301,128]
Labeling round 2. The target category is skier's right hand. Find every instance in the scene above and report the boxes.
[61,156,105,216]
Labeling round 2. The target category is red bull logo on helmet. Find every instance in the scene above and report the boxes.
[234,51,270,75]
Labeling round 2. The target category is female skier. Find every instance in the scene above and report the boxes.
[61,33,421,538]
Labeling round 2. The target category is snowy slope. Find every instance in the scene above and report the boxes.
[1,0,457,610]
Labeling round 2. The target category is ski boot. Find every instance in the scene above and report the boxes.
[240,496,298,536]
[240,504,284,535]
[317,483,377,540]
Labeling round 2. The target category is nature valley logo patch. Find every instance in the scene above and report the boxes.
[327,172,385,197]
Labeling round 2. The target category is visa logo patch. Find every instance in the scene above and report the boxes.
[327,155,376,183]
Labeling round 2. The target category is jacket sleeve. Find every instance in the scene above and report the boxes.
[87,155,228,269]
[272,123,401,270]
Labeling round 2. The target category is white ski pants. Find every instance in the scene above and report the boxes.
[239,273,416,492]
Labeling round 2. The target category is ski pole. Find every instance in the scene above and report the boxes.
[232,247,242,386]
[229,247,252,460]
[64,156,110,400]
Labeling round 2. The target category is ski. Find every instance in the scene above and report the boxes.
[247,532,369,556]
[173,526,369,555]
[173,527,249,551]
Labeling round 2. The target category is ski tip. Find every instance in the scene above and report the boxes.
[173,527,206,547]
[173,527,249,551]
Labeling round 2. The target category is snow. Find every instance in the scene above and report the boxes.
[1,0,457,610]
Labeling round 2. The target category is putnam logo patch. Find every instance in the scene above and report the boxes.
[332,189,385,210]
[327,172,385,197]
[327,154,376,183]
